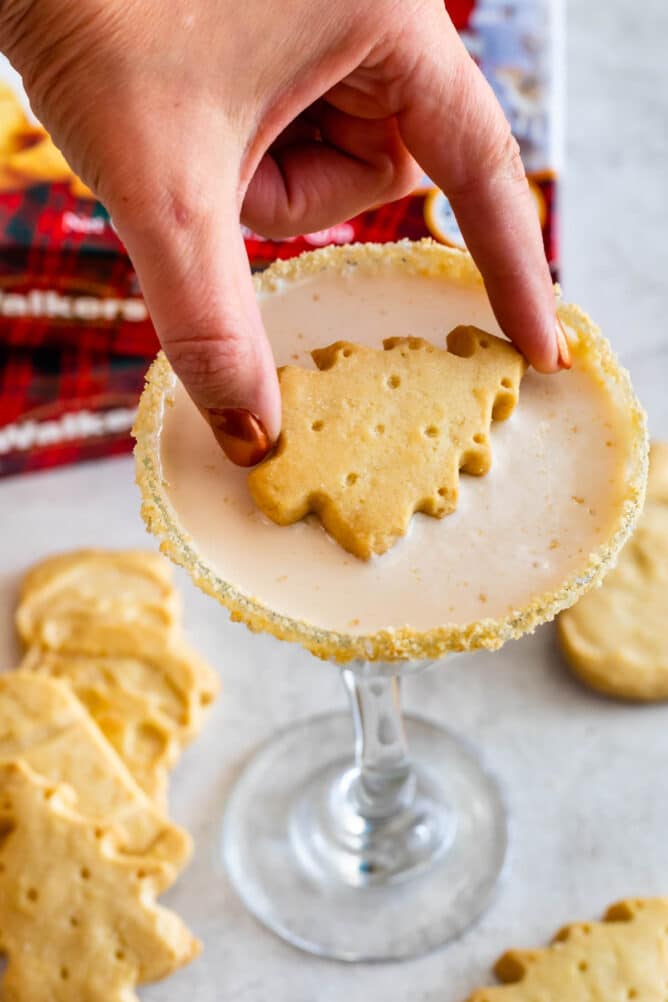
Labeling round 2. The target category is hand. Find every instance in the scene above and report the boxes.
[0,0,567,465]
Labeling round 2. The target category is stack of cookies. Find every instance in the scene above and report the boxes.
[0,549,219,1000]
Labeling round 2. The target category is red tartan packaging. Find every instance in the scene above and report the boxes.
[0,62,158,477]
[0,0,562,478]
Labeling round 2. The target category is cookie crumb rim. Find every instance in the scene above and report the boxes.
[133,239,648,664]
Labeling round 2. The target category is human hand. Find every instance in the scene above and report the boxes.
[0,0,567,465]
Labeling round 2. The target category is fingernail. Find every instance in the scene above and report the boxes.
[207,408,272,467]
[556,318,572,370]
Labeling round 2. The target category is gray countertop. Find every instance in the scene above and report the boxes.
[1,2,667,998]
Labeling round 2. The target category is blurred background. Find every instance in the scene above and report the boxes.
[564,0,668,439]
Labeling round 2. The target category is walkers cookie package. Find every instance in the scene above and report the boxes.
[0,0,562,478]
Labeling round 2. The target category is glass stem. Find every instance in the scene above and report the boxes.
[341,669,417,821]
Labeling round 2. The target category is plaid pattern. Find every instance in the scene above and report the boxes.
[0,185,153,476]
[0,184,157,358]
[0,183,120,254]
[0,415,136,478]
[0,254,157,357]
[0,343,147,477]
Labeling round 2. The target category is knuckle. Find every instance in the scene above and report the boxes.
[108,173,209,237]
[451,118,526,198]
[242,169,307,241]
[162,330,253,407]
[377,152,422,203]
[243,207,303,241]
[491,128,524,183]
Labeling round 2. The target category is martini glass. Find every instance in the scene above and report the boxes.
[134,241,647,963]
[222,657,507,961]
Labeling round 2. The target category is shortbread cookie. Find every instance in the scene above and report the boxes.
[0,761,200,1001]
[466,898,668,1000]
[0,673,191,872]
[558,442,668,701]
[16,549,181,655]
[249,328,526,559]
[20,642,219,806]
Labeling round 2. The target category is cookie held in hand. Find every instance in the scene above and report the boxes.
[249,327,526,559]
[557,441,668,701]
[0,761,200,1002]
[466,898,668,1001]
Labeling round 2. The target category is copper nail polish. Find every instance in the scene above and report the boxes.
[207,408,272,467]
[556,319,572,370]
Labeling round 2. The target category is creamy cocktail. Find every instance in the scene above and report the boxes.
[144,242,645,661]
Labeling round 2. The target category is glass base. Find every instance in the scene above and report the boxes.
[222,712,507,962]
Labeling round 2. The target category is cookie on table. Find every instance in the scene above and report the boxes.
[557,442,668,701]
[248,327,527,559]
[0,761,200,1002]
[465,898,668,1001]
[0,672,191,874]
[16,549,181,656]
[20,641,219,807]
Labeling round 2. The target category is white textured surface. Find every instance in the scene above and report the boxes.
[1,2,667,998]
[563,0,668,436]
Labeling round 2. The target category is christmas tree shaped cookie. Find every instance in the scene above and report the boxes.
[249,327,527,559]
[466,898,668,1001]
[0,761,199,1001]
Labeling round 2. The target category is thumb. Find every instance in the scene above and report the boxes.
[114,190,281,467]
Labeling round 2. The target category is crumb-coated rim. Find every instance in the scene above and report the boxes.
[133,239,649,664]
